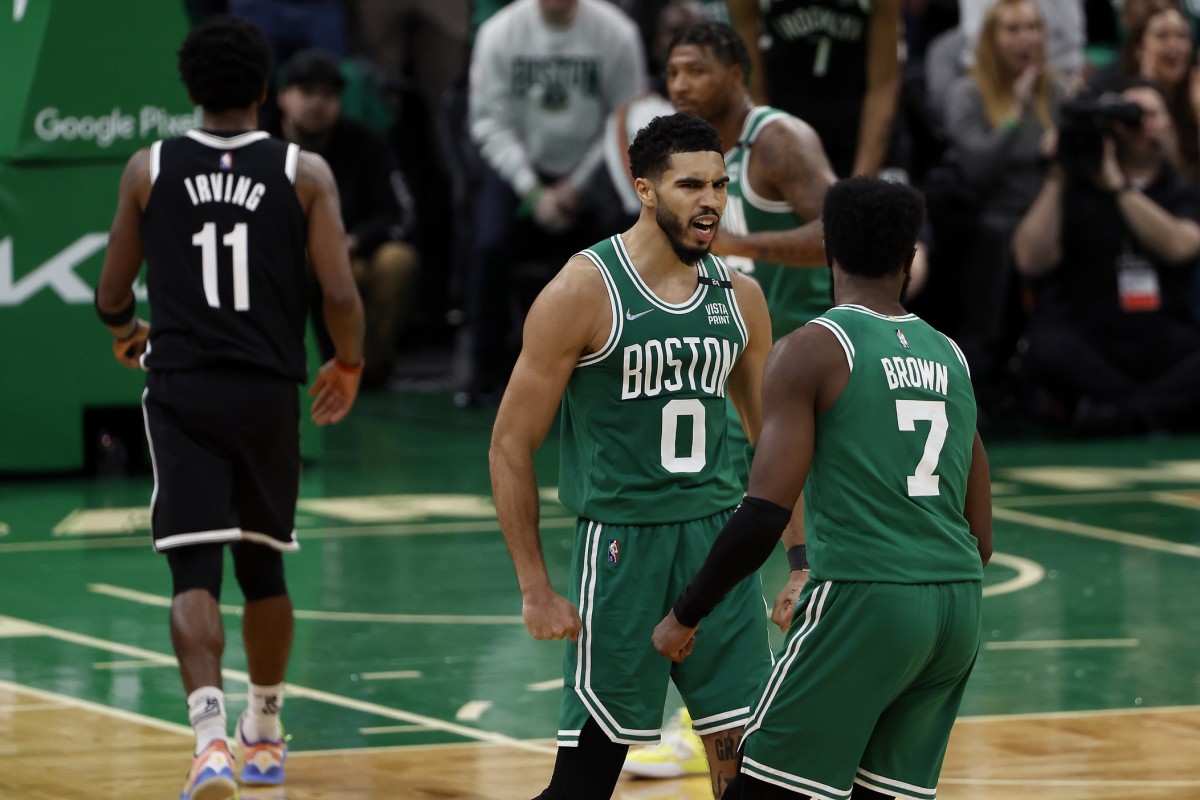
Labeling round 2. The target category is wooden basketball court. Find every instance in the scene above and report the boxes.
[1,393,1198,798]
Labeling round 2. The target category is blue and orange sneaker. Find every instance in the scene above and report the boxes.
[236,713,288,785]
[180,739,239,800]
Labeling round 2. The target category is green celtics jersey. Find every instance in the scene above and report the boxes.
[723,106,830,341]
[804,305,983,583]
[559,235,749,524]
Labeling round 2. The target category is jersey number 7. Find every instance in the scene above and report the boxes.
[896,399,947,497]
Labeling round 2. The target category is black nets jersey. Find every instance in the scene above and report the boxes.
[763,0,870,100]
[761,0,872,176]
[141,130,308,382]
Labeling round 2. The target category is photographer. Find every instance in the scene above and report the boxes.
[1012,81,1200,435]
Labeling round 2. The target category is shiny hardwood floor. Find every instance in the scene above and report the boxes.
[3,683,1197,799]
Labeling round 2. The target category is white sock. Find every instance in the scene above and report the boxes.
[186,686,227,754]
[243,682,284,742]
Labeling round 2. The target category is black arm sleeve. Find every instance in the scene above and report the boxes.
[673,496,792,628]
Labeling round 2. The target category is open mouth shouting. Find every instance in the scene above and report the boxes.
[692,213,719,243]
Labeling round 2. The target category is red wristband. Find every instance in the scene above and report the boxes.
[334,356,364,374]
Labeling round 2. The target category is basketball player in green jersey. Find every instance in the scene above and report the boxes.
[655,177,994,800]
[621,24,839,781]
[668,21,835,343]
[490,112,774,800]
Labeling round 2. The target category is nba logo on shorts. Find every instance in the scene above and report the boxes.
[607,539,620,564]
[895,329,910,349]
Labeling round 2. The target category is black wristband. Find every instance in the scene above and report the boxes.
[94,289,135,327]
[787,545,810,572]
[672,496,793,627]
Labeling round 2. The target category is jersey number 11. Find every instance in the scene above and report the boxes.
[192,222,250,311]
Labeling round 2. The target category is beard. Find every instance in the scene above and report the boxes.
[656,204,710,267]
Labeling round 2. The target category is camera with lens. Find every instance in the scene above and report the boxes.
[1056,96,1143,180]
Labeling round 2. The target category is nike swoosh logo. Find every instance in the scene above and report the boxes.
[626,308,652,321]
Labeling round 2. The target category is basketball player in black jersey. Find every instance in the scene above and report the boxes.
[94,16,364,800]
[727,0,900,179]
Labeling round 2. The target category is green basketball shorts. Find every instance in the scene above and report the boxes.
[558,511,773,747]
[740,580,982,799]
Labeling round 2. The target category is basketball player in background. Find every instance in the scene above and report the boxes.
[94,16,364,800]
[490,113,774,799]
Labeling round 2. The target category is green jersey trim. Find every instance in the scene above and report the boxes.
[837,304,919,322]
[732,107,792,215]
[832,305,972,378]
[941,334,972,377]
[576,248,624,367]
[613,235,709,314]
[809,318,855,372]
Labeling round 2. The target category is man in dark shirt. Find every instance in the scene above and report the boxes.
[1012,81,1200,434]
[277,48,419,389]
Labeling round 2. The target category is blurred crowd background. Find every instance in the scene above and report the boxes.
[184,0,1200,440]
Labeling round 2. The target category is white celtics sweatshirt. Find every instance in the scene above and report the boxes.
[469,0,646,196]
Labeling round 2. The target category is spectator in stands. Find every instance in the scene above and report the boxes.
[230,0,348,62]
[600,1,703,222]
[463,0,645,405]
[1111,7,1199,181]
[1011,81,1200,435]
[725,0,902,178]
[942,0,1064,404]
[959,0,1084,77]
[925,0,1081,130]
[351,0,471,120]
[276,49,419,390]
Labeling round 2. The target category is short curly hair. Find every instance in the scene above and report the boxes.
[628,113,723,182]
[823,177,925,278]
[178,15,273,113]
[668,21,751,81]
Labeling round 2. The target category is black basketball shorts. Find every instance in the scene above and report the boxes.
[141,366,301,552]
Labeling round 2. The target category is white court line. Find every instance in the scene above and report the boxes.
[0,678,192,736]
[291,738,556,758]
[985,638,1138,651]
[981,552,1043,598]
[93,659,175,670]
[940,778,1200,788]
[0,613,554,755]
[527,678,564,692]
[992,506,1200,558]
[455,701,493,722]
[992,490,1156,508]
[359,725,429,735]
[959,703,1200,723]
[361,671,422,680]
[0,516,577,555]
[0,702,67,713]
[1153,490,1200,510]
[89,583,523,625]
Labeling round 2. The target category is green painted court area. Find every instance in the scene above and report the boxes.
[1,393,1198,753]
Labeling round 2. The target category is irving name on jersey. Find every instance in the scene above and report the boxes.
[182,171,267,211]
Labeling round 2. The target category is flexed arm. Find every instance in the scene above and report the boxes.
[491,257,610,640]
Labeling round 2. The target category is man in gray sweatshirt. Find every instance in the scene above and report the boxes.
[463,0,645,404]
